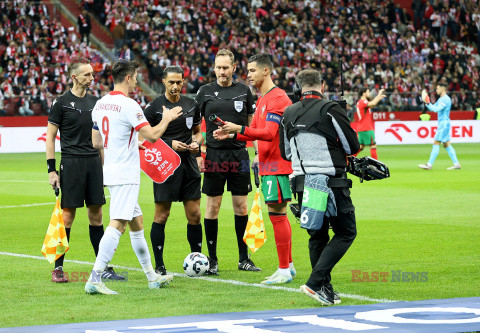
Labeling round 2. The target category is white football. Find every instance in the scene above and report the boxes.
[183,252,210,277]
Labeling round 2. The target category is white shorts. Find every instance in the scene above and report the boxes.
[107,184,143,221]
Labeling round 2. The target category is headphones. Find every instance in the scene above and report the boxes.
[292,81,302,99]
[293,79,324,99]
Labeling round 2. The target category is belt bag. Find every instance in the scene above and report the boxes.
[291,175,351,194]
[328,177,352,188]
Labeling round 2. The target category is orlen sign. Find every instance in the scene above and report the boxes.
[375,120,480,145]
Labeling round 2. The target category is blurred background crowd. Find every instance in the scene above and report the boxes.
[1,0,479,116]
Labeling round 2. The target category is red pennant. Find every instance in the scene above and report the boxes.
[140,139,181,184]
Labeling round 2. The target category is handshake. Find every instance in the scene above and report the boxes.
[421,90,431,104]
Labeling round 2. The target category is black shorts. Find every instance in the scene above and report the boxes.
[154,153,201,202]
[60,156,106,208]
[202,148,252,196]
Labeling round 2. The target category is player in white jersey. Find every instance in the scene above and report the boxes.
[85,60,182,295]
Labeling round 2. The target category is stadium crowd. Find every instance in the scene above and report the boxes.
[89,0,480,111]
[1,0,480,116]
[0,0,128,116]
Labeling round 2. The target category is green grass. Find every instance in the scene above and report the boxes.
[0,144,479,327]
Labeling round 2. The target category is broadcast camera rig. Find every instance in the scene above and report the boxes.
[347,155,390,183]
[289,54,390,219]
[289,158,390,219]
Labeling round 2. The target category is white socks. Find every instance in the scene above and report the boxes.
[89,226,122,283]
[88,227,157,283]
[130,229,157,281]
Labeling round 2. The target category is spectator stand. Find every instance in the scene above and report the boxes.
[85,0,479,110]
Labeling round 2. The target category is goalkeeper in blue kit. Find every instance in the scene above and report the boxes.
[418,83,461,170]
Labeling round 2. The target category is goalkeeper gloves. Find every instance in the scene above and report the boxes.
[421,90,431,104]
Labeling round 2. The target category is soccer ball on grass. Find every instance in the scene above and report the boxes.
[183,252,209,277]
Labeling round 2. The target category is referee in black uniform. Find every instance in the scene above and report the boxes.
[46,57,123,283]
[195,49,260,274]
[143,66,204,275]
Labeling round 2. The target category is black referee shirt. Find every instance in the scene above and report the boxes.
[144,94,201,150]
[48,90,99,157]
[195,81,254,149]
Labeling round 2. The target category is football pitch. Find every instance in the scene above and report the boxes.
[0,144,479,328]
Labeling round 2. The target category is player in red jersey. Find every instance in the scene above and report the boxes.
[214,54,295,284]
[355,87,386,160]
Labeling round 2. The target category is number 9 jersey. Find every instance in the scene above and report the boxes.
[92,91,149,186]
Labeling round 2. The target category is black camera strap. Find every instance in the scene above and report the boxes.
[290,98,335,175]
[288,99,321,175]
[289,98,323,126]
[293,136,306,175]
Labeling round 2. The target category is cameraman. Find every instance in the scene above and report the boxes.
[280,69,360,306]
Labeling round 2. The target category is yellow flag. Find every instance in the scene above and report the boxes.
[243,188,266,253]
[41,196,69,264]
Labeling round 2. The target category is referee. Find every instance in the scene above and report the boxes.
[46,57,123,283]
[143,66,203,275]
[195,49,260,274]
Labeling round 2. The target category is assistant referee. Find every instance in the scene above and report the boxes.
[195,49,260,274]
[143,66,204,275]
[46,57,123,283]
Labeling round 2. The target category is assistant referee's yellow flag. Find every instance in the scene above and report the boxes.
[243,188,266,253]
[41,196,69,264]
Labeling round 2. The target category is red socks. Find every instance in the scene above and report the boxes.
[269,214,291,269]
[286,218,292,264]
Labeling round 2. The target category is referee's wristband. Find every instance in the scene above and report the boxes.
[47,159,56,173]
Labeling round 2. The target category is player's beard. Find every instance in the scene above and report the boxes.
[366,96,372,101]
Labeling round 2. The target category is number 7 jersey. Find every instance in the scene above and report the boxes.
[92,91,149,185]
